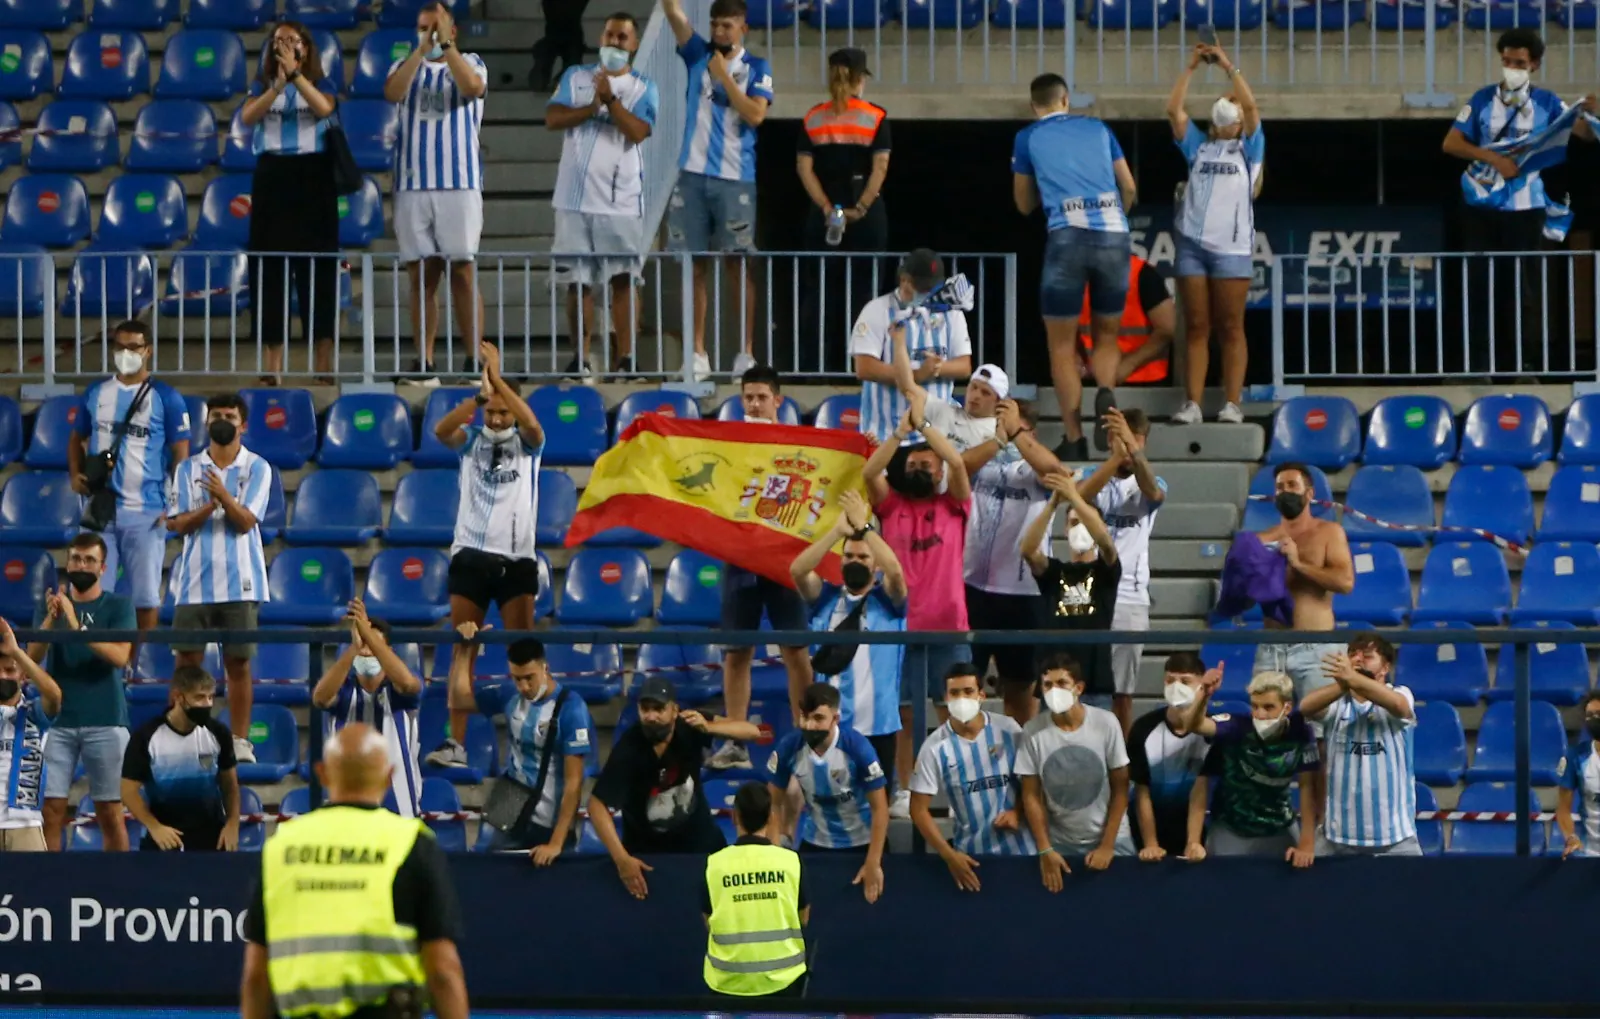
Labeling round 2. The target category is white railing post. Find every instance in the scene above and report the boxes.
[1403,0,1456,108]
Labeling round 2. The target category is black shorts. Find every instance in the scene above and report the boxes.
[966,585,1038,684]
[720,565,809,647]
[448,548,541,611]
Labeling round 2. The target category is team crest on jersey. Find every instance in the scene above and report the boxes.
[830,767,849,786]
[735,451,831,535]
[865,760,884,781]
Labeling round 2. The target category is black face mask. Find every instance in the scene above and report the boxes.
[1274,492,1306,519]
[208,419,238,447]
[712,41,735,55]
[841,561,873,593]
[0,679,19,702]
[1355,666,1380,681]
[65,570,99,594]
[900,470,935,499]
[638,721,672,743]
[800,727,831,751]
[1587,717,1600,741]
[184,704,212,725]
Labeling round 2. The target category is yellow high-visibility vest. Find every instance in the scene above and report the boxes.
[703,840,806,996]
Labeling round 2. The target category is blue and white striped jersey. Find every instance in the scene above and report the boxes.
[478,681,593,830]
[325,676,421,818]
[0,697,52,828]
[675,35,772,183]
[965,458,1048,596]
[768,725,886,849]
[550,65,659,216]
[1011,112,1128,233]
[808,585,906,738]
[77,376,191,514]
[1176,122,1263,258]
[452,426,542,561]
[390,53,487,191]
[1094,473,1166,607]
[910,711,1036,856]
[1557,737,1600,856]
[249,80,332,155]
[171,447,273,605]
[850,291,973,444]
[1318,685,1417,847]
[1454,84,1569,212]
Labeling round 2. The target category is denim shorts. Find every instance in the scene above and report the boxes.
[103,509,167,610]
[1174,233,1255,280]
[44,725,129,801]
[1040,227,1132,319]
[666,172,756,253]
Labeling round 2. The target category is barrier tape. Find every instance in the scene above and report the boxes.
[0,126,398,144]
[1243,493,1529,555]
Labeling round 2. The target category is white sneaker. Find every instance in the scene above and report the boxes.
[731,351,757,377]
[889,789,911,820]
[1170,400,1203,425]
[691,351,712,382]
[232,735,256,764]
[706,742,751,770]
[425,739,467,768]
[1217,401,1245,424]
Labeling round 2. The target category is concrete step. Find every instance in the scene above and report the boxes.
[1151,502,1238,539]
[482,124,567,162]
[1148,578,1214,619]
[1143,423,1265,463]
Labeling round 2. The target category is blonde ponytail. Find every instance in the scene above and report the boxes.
[828,64,854,113]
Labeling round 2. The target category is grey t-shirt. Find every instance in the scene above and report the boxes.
[1017,705,1132,851]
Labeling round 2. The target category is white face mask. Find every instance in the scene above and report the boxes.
[1501,66,1530,92]
[113,349,144,376]
[1066,523,1096,555]
[1043,687,1076,715]
[352,655,382,679]
[946,696,982,724]
[1164,682,1197,709]
[1211,97,1241,128]
[483,425,517,444]
[1253,713,1287,740]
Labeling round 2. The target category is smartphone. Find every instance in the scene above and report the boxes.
[1197,24,1218,61]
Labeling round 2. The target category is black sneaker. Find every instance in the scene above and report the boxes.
[1093,387,1118,453]
[1054,435,1088,462]
[398,358,440,387]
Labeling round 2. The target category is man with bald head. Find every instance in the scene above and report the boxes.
[240,724,469,1019]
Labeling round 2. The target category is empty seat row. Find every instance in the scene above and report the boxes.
[1337,539,1598,626]
[0,0,468,31]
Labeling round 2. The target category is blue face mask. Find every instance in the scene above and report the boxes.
[426,43,444,59]
[599,45,631,72]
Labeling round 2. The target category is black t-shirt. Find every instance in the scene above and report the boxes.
[1034,556,1122,695]
[591,720,725,854]
[699,835,811,914]
[243,806,463,946]
[121,714,237,836]
[1126,707,1211,855]
[797,98,892,208]
[1135,263,1172,314]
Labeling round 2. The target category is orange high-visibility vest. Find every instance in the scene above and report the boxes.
[1077,255,1168,384]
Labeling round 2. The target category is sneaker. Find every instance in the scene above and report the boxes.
[889,789,911,820]
[706,742,751,770]
[1093,387,1117,452]
[731,351,757,378]
[563,355,598,386]
[425,739,467,768]
[1170,400,1203,425]
[232,735,256,764]
[691,351,712,383]
[1217,401,1245,424]
[1054,435,1088,462]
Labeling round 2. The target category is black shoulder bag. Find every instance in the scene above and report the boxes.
[81,378,152,533]
[323,107,363,196]
[482,687,573,844]
[810,591,869,677]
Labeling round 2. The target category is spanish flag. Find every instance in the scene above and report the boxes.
[565,414,874,588]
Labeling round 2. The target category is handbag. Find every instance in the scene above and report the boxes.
[809,592,868,677]
[482,687,572,844]
[81,379,152,533]
[324,120,363,196]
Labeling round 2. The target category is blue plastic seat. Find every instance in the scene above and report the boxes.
[0,0,79,29]
[1412,701,1466,786]
[385,469,457,546]
[91,0,177,28]
[285,469,381,546]
[991,0,1072,26]
[351,29,414,97]
[0,395,21,468]
[364,547,451,624]
[2,173,90,247]
[0,102,18,170]
[232,704,299,782]
[635,642,721,707]
[0,547,54,623]
[0,31,51,99]
[1184,0,1265,24]
[901,0,985,24]
[583,524,663,548]
[1488,620,1592,704]
[1463,0,1544,28]
[421,777,466,850]
[535,551,554,619]
[1510,543,1600,625]
[1342,464,1433,546]
[1459,395,1552,467]
[194,173,253,247]
[279,786,311,817]
[657,549,725,626]
[254,27,341,91]
[340,98,399,171]
[1086,0,1174,27]
[25,395,80,469]
[803,0,886,26]
[233,787,264,850]
[220,104,256,171]
[162,245,248,317]
[378,0,469,25]
[1362,395,1456,468]
[61,246,156,319]
[811,393,861,431]
[1413,782,1444,854]
[1536,465,1600,542]
[183,394,209,450]
[156,28,248,98]
[746,0,797,25]
[0,242,50,317]
[186,0,273,27]
[530,384,608,466]
[612,389,702,443]
[418,695,495,785]
[0,471,78,546]
[1466,700,1565,784]
[28,100,118,172]
[544,639,623,704]
[1445,783,1546,856]
[1439,464,1533,546]
[1554,0,1594,26]
[318,393,412,469]
[1398,621,1487,705]
[1413,542,1512,624]
[240,387,317,468]
[535,468,577,546]
[126,98,217,172]
[57,29,149,100]
[1266,396,1361,469]
[413,387,478,467]
[253,638,311,700]
[335,175,384,248]
[1559,393,1600,464]
[556,549,653,625]
[96,173,189,248]
[716,394,802,425]
[1199,622,1261,698]
[1240,463,1334,532]
[285,0,359,28]
[258,547,354,624]
[1273,0,1366,26]
[1331,541,1410,625]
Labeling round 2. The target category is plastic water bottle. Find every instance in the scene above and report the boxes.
[824,205,845,247]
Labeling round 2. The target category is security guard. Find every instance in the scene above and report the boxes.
[240,724,469,1019]
[701,781,810,998]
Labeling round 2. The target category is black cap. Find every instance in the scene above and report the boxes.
[899,248,943,291]
[828,47,872,76]
[637,676,677,705]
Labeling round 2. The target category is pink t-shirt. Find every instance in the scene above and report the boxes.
[877,490,970,631]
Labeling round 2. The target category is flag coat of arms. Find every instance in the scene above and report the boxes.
[565,414,874,587]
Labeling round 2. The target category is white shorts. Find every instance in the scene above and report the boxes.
[395,189,483,262]
[1111,602,1149,696]
[552,209,646,287]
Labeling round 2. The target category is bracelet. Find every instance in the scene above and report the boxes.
[1039,847,1058,856]
[848,525,871,541]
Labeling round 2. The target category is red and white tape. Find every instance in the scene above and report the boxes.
[1244,493,1529,555]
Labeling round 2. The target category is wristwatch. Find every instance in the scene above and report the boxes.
[849,524,873,541]
[440,40,454,52]
[473,393,489,406]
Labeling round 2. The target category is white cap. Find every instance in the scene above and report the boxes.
[969,363,1009,400]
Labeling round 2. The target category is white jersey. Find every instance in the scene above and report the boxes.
[924,399,997,455]
[251,80,331,155]
[391,53,486,191]
[325,677,422,818]
[1175,123,1263,258]
[1319,686,1418,848]
[0,699,50,829]
[549,65,659,216]
[911,712,1035,856]
[171,447,273,605]
[851,292,973,444]
[1093,473,1166,606]
[965,457,1049,595]
[451,426,542,561]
